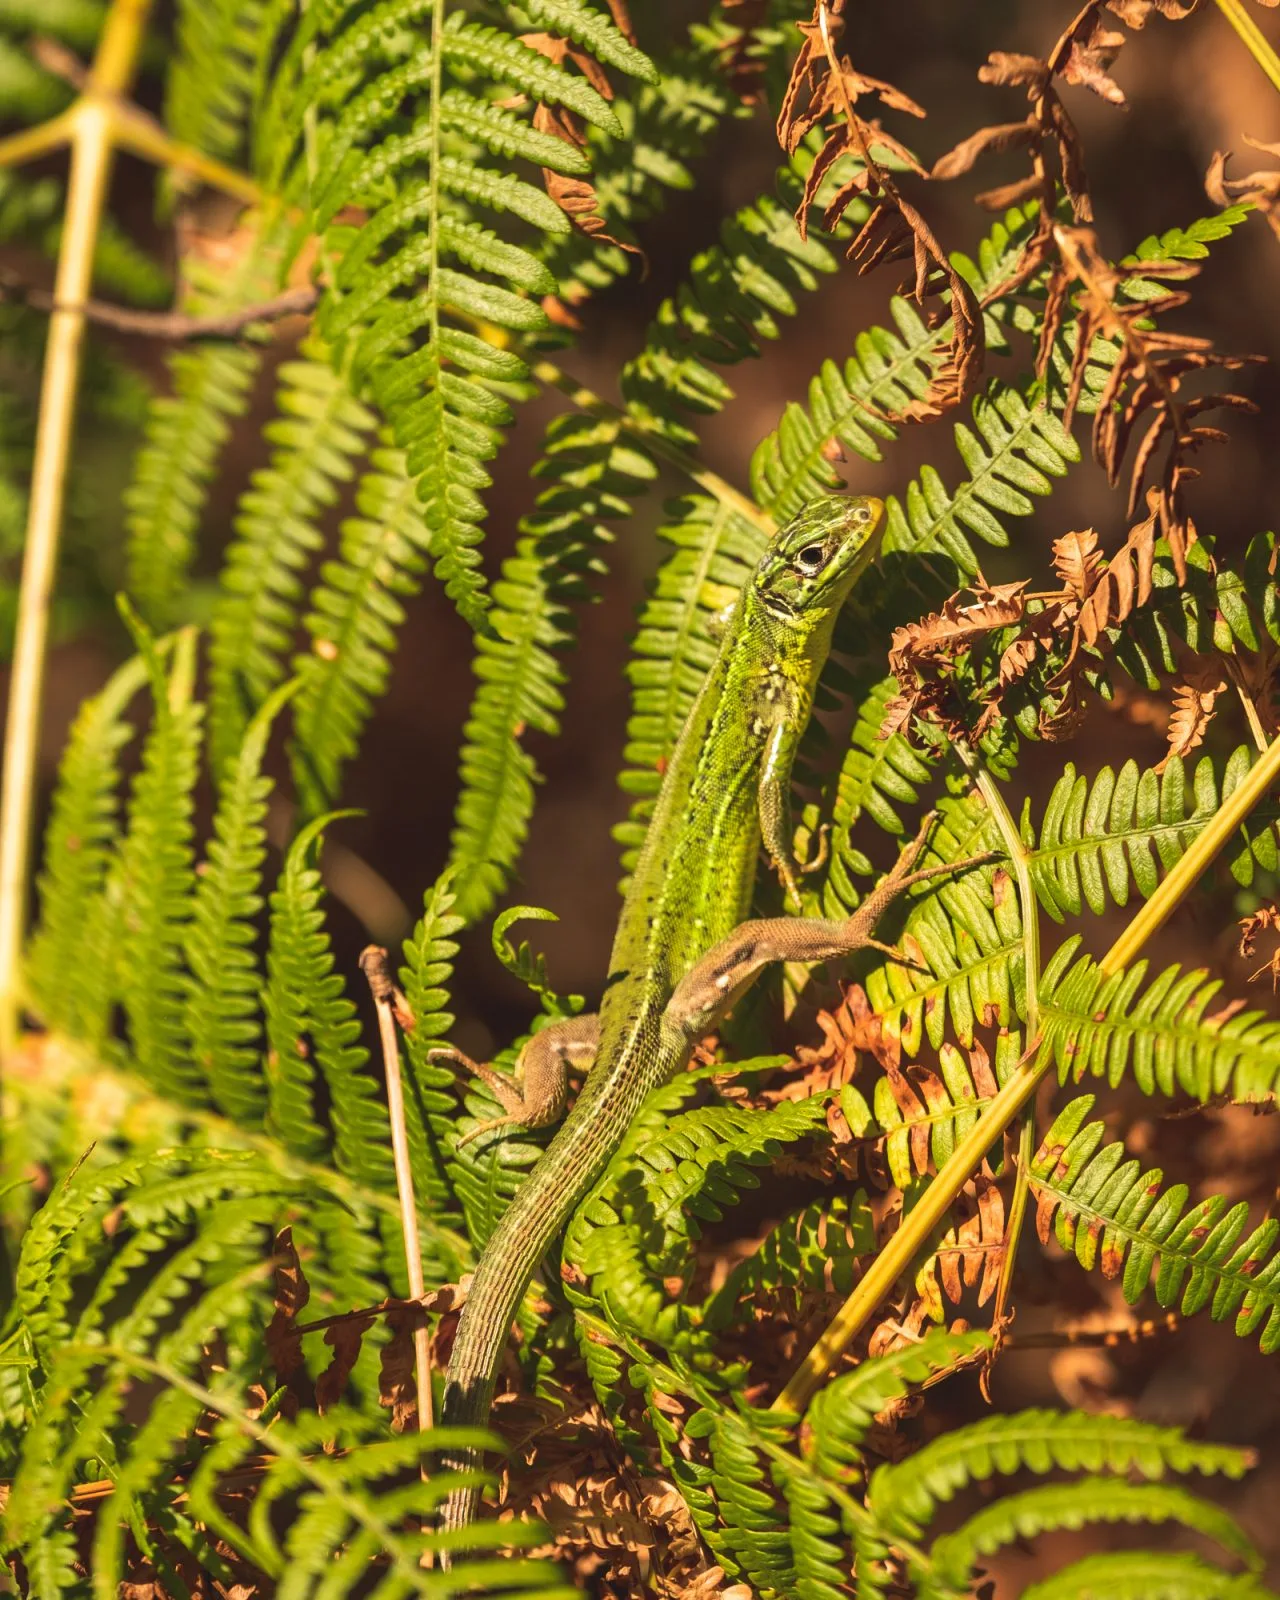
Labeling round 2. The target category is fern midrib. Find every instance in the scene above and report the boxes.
[1040,992,1280,1076]
[299,468,420,746]
[1027,1176,1279,1306]
[881,1094,997,1142]
[891,390,1051,560]
[872,935,1023,1021]
[765,314,947,517]
[1029,808,1280,873]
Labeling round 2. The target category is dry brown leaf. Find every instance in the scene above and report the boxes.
[1045,224,1258,542]
[888,582,1028,676]
[1207,139,1280,243]
[777,0,983,410]
[1051,528,1104,598]
[1239,904,1280,989]
[316,1314,373,1414]
[931,1175,1005,1306]
[265,1226,309,1388]
[378,1304,421,1433]
[1156,660,1228,772]
[931,119,1038,180]
[518,34,641,261]
[1107,0,1195,21]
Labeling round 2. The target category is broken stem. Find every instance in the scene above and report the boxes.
[359,947,434,1440]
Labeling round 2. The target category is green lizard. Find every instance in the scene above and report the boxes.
[434,492,983,1539]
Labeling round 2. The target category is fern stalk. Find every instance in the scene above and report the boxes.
[958,742,1040,1321]
[774,729,1280,1412]
[0,0,151,1057]
[364,950,433,1435]
[1214,0,1280,95]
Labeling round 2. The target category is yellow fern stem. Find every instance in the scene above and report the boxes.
[0,0,153,1057]
[774,729,1280,1415]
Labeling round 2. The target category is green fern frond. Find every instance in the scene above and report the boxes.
[25,651,150,1038]
[259,0,653,629]
[855,798,1022,1055]
[290,446,429,814]
[1029,1095,1280,1350]
[123,221,284,625]
[165,0,274,161]
[3,1147,566,1596]
[398,870,469,1247]
[185,1403,568,1594]
[541,28,748,306]
[184,679,298,1125]
[114,623,205,1102]
[924,1479,1259,1600]
[806,1328,991,1470]
[703,1192,876,1333]
[1021,1551,1278,1600]
[1027,749,1279,923]
[750,202,1039,521]
[867,1407,1252,1541]
[453,141,844,913]
[263,812,392,1189]
[445,453,623,921]
[565,1080,825,1352]
[1039,939,1280,1102]
[882,381,1079,575]
[208,343,376,774]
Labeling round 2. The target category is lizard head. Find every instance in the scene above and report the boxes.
[752,494,885,625]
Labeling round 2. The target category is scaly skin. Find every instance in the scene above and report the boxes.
[438,494,884,1539]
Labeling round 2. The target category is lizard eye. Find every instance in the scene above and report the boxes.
[795,544,825,573]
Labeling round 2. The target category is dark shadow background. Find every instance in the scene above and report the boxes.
[9,0,1280,1586]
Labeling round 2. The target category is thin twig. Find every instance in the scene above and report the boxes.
[359,948,433,1436]
[1,277,319,340]
[0,0,153,1058]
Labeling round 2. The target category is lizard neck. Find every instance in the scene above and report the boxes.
[604,593,826,1023]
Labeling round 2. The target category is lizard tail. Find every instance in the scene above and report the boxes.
[435,1069,645,1549]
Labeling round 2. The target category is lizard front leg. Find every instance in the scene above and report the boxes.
[430,1012,600,1147]
[665,818,993,1042]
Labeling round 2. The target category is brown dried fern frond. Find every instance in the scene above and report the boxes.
[778,0,983,414]
[1042,224,1259,562]
[934,1,1198,303]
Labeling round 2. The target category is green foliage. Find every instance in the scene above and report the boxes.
[1028,748,1280,921]
[1039,940,1280,1102]
[123,222,284,625]
[208,344,377,774]
[1030,1096,1280,1351]
[290,446,430,814]
[114,621,205,1102]
[565,1071,826,1356]
[184,679,297,1124]
[0,1146,577,1598]
[263,812,391,1187]
[24,651,150,1038]
[9,1,1280,1588]
[257,0,654,630]
[614,1334,1263,1600]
